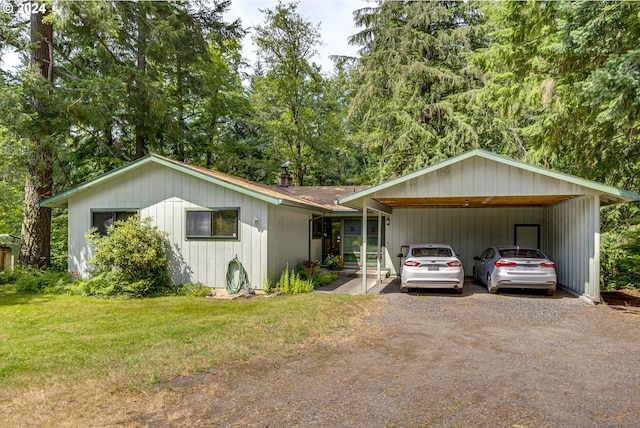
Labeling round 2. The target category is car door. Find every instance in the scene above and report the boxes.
[478,248,495,284]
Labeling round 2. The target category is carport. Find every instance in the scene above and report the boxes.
[336,150,640,302]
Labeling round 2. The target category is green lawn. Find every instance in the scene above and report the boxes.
[0,290,374,391]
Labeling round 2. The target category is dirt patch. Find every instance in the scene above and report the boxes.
[4,282,640,427]
[601,288,640,307]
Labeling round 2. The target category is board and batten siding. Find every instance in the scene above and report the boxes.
[544,195,600,301]
[379,156,590,198]
[67,162,269,289]
[267,204,312,286]
[384,207,544,276]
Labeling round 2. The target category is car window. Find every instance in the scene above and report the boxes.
[411,247,452,257]
[487,248,495,259]
[499,248,545,259]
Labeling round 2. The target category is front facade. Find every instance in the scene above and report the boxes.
[41,150,639,301]
[41,155,332,289]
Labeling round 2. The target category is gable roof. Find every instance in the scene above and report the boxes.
[337,149,640,209]
[39,154,330,211]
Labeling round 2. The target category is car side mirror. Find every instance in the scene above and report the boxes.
[473,256,480,260]
[397,253,404,258]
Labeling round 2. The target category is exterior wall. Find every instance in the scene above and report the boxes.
[376,157,592,198]
[67,162,270,289]
[267,204,312,285]
[544,195,600,301]
[385,207,544,275]
[310,233,323,265]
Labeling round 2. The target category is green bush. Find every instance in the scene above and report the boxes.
[86,215,170,297]
[2,268,71,294]
[314,272,339,287]
[276,265,314,294]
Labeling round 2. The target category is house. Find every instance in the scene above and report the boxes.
[40,150,639,302]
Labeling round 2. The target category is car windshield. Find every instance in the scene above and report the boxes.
[411,247,452,257]
[498,248,545,259]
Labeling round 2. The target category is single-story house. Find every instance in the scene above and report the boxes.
[40,150,640,302]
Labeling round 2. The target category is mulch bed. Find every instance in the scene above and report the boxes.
[601,288,640,308]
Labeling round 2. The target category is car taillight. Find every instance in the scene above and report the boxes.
[495,260,516,267]
[404,260,421,267]
[447,260,462,267]
[540,261,556,268]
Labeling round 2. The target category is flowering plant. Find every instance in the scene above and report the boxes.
[324,254,346,270]
[302,259,319,268]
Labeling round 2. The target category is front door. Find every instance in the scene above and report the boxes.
[342,218,384,267]
[322,218,342,261]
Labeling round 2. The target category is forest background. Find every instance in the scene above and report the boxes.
[0,0,638,290]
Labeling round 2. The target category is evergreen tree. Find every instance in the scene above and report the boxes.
[251,2,351,186]
[349,0,509,180]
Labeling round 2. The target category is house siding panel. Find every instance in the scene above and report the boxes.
[544,195,600,301]
[386,207,544,275]
[374,158,593,199]
[67,162,273,290]
[267,204,311,285]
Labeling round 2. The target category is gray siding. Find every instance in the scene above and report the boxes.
[384,207,544,275]
[544,195,600,301]
[67,162,271,289]
[375,157,592,198]
[267,205,312,285]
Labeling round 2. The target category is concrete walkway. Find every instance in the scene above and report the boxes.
[314,274,398,295]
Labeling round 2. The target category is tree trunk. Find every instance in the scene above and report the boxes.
[19,7,54,268]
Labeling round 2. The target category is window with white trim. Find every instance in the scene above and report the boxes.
[186,209,239,239]
[92,211,138,236]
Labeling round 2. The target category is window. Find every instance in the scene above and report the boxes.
[92,211,137,236]
[186,209,239,239]
[312,218,323,239]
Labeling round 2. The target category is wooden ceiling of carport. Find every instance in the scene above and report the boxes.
[374,194,578,209]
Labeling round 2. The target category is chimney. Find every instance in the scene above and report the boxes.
[278,161,293,187]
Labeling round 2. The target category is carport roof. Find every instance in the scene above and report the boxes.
[336,149,640,210]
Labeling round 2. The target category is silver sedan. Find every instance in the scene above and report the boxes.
[473,246,557,295]
[398,244,464,293]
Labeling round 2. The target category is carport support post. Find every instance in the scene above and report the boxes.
[377,211,382,283]
[362,204,367,294]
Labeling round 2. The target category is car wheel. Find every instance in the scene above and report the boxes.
[456,287,464,294]
[546,289,555,296]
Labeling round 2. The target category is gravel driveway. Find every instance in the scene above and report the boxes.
[134,280,640,427]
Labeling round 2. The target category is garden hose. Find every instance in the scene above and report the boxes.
[226,257,251,295]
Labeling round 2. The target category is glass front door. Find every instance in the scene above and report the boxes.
[342,218,384,266]
[322,218,342,262]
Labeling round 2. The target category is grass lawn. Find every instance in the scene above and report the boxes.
[0,289,375,393]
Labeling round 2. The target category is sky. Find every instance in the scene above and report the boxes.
[225,0,371,73]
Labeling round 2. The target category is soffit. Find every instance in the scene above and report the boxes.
[375,195,578,209]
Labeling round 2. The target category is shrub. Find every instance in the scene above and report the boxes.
[3,268,71,294]
[276,264,314,294]
[314,272,339,287]
[324,254,346,270]
[86,215,170,297]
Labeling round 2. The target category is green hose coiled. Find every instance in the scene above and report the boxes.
[226,257,251,295]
